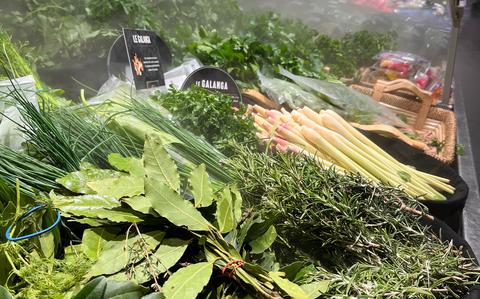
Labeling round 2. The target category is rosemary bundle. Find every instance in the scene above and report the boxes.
[230,147,480,297]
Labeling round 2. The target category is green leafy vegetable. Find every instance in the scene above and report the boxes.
[189,164,214,208]
[88,231,165,277]
[110,238,190,284]
[82,228,118,261]
[0,286,13,299]
[56,168,123,194]
[215,187,235,233]
[162,261,214,299]
[123,196,156,215]
[300,281,330,298]
[51,193,121,212]
[143,135,180,191]
[152,86,257,156]
[108,153,145,177]
[145,181,211,231]
[72,276,148,299]
[268,272,309,299]
[87,175,144,199]
[249,225,277,254]
[51,192,142,223]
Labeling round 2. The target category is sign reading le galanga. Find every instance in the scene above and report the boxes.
[123,28,165,89]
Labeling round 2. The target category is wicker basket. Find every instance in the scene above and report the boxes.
[349,79,456,164]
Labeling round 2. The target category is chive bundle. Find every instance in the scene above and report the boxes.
[0,144,66,197]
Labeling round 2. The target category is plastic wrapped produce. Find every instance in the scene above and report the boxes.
[0,75,38,150]
[258,72,335,111]
[278,67,410,128]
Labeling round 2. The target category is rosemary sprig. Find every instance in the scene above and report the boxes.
[230,147,480,297]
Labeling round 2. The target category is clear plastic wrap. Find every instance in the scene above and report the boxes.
[278,67,410,128]
[370,51,443,95]
[258,72,335,111]
[0,75,38,150]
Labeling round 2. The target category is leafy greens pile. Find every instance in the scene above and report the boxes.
[0,0,393,93]
[152,86,258,156]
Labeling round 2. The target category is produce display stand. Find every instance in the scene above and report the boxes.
[2,0,480,298]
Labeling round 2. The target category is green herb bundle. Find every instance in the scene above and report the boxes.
[1,135,311,298]
[129,98,233,183]
[152,86,257,156]
[0,27,69,107]
[7,86,138,172]
[0,28,31,80]
[0,145,65,197]
[230,147,480,297]
[187,15,394,85]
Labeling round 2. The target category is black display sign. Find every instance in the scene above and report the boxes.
[107,33,172,82]
[181,66,242,106]
[122,28,165,89]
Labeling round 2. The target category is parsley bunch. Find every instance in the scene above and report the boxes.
[152,86,258,156]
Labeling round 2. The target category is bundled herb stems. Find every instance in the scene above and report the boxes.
[230,147,479,297]
[251,105,454,200]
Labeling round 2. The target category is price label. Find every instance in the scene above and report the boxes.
[123,28,165,89]
[181,66,242,106]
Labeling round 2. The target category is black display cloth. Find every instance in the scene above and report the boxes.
[363,131,468,232]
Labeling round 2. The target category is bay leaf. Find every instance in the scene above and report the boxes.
[85,208,143,223]
[249,225,277,254]
[56,168,123,194]
[108,153,145,177]
[72,276,147,299]
[103,279,148,298]
[114,114,181,146]
[268,271,309,299]
[72,276,107,299]
[123,196,156,215]
[51,193,121,212]
[162,261,213,299]
[216,187,235,233]
[87,175,144,199]
[301,281,330,299]
[51,192,142,223]
[189,164,213,208]
[74,218,109,227]
[89,231,165,277]
[231,186,243,224]
[145,180,210,231]
[280,261,306,281]
[143,135,180,191]
[82,228,118,261]
[152,238,189,273]
[237,216,263,249]
[0,285,13,299]
[109,238,189,284]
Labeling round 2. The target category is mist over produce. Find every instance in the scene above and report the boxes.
[0,1,475,299]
